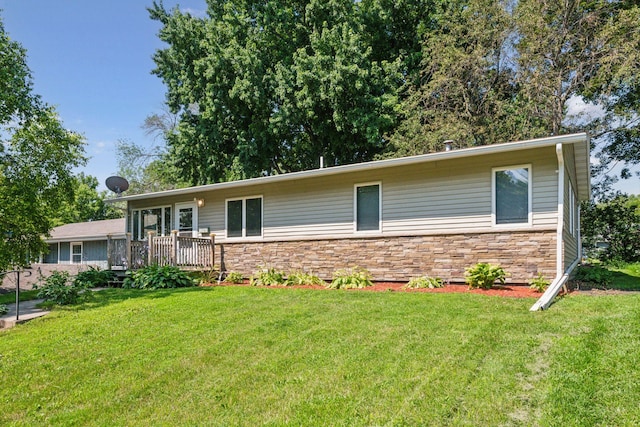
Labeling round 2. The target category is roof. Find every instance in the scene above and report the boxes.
[46,218,126,242]
[110,133,590,202]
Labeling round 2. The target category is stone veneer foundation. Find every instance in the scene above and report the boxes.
[218,230,557,284]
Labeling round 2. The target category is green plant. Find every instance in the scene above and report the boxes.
[464,263,506,289]
[74,266,116,288]
[529,273,550,293]
[404,276,444,289]
[35,271,86,305]
[328,266,373,289]
[250,267,286,286]
[123,265,195,290]
[191,269,220,285]
[285,270,325,286]
[0,303,8,315]
[224,271,245,284]
[573,264,614,288]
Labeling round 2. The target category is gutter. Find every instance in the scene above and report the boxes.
[530,143,577,311]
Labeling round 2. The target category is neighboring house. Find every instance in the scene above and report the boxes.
[42,218,126,269]
[111,133,590,309]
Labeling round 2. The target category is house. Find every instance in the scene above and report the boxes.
[41,218,126,269]
[110,133,590,309]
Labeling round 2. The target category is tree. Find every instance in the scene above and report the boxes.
[54,173,123,225]
[581,196,640,263]
[387,0,537,156]
[0,17,86,271]
[149,0,431,184]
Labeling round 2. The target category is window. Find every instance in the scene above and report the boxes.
[493,166,531,225]
[71,242,82,264]
[355,183,381,232]
[226,196,262,238]
[131,206,172,240]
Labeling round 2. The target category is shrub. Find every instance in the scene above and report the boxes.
[191,269,220,285]
[250,267,286,286]
[465,263,506,289]
[35,271,86,305]
[404,276,444,289]
[224,271,245,284]
[573,265,613,288]
[328,266,373,289]
[74,266,115,288]
[285,270,324,286]
[0,303,8,316]
[123,265,195,290]
[529,273,550,293]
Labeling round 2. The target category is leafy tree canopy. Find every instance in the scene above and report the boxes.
[0,17,86,270]
[54,173,123,225]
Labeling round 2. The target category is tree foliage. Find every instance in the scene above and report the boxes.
[54,173,123,225]
[0,17,86,270]
[149,0,433,184]
[581,196,640,263]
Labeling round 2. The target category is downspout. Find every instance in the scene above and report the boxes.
[530,143,579,311]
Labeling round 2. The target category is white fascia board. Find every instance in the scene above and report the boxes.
[109,133,589,203]
[46,234,127,243]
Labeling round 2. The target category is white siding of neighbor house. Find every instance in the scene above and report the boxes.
[127,146,561,243]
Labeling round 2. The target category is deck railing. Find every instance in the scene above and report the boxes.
[107,231,216,270]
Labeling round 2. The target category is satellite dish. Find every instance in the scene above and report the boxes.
[105,176,129,197]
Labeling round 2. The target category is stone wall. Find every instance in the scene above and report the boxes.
[218,230,557,284]
[1,264,100,291]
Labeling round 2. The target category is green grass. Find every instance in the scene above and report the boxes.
[0,289,39,305]
[608,262,640,290]
[1,287,640,425]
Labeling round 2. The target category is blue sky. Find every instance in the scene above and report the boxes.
[0,1,637,195]
[0,0,206,191]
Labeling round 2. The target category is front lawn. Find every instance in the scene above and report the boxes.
[1,287,639,425]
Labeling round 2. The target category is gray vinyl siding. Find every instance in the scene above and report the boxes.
[127,146,561,242]
[59,242,70,262]
[43,243,58,264]
[82,241,108,263]
[563,167,579,271]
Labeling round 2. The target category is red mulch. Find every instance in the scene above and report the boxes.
[203,281,544,298]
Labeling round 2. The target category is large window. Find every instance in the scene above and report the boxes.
[131,206,172,240]
[355,183,381,232]
[493,166,531,225]
[226,196,262,238]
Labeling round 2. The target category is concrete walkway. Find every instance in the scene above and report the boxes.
[0,299,49,330]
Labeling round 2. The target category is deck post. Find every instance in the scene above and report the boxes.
[125,233,132,269]
[106,235,112,269]
[210,233,216,269]
[148,231,155,266]
[171,230,178,267]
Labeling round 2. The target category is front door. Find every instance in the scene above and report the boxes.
[174,202,198,237]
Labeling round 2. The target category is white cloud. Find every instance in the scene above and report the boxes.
[564,95,606,126]
[181,7,207,18]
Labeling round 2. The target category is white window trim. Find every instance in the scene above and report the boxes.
[354,181,382,233]
[225,195,263,239]
[131,205,172,240]
[71,241,83,264]
[174,201,199,237]
[491,164,532,227]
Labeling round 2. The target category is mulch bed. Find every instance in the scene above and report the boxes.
[204,281,544,298]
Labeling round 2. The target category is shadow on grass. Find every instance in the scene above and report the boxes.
[51,286,213,312]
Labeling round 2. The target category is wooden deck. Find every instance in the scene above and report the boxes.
[107,231,216,270]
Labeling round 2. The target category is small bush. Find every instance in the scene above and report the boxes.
[529,273,550,293]
[0,303,8,316]
[35,271,86,305]
[573,265,613,288]
[404,276,444,289]
[465,263,506,289]
[250,267,286,286]
[74,266,115,288]
[123,265,195,290]
[285,270,324,286]
[328,266,373,289]
[191,269,220,285]
[224,271,245,284]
